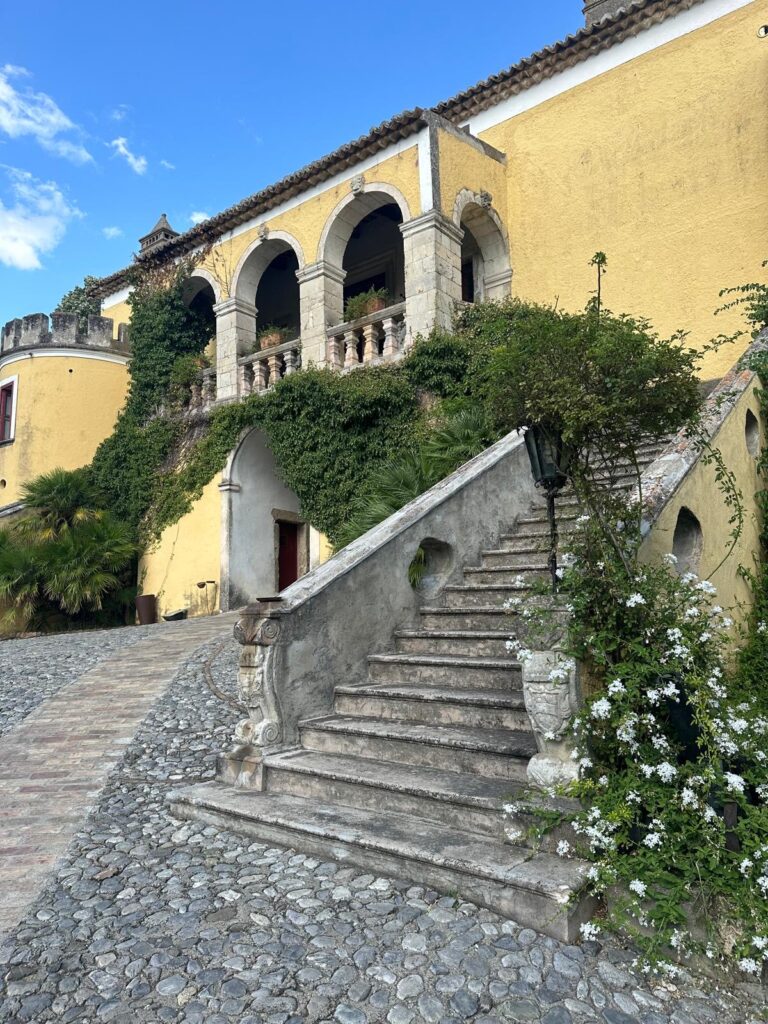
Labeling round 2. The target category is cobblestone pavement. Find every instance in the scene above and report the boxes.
[0,635,765,1024]
[0,626,159,739]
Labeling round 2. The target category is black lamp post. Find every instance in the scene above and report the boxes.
[524,424,572,593]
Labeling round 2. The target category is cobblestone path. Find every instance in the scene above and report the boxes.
[0,632,764,1023]
[0,615,236,938]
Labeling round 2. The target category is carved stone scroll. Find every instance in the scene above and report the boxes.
[218,605,284,790]
[522,649,579,791]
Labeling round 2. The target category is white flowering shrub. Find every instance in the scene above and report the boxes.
[559,501,768,973]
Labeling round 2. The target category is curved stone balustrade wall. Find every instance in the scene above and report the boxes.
[1,312,130,358]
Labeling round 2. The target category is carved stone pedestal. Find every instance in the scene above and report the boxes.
[522,650,580,791]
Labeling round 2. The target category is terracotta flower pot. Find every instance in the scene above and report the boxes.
[364,295,387,315]
[259,330,284,349]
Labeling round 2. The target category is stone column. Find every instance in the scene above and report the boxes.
[213,297,257,402]
[296,261,346,368]
[401,211,464,345]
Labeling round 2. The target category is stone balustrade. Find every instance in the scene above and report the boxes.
[190,367,218,412]
[325,302,406,371]
[237,338,301,397]
[1,312,129,356]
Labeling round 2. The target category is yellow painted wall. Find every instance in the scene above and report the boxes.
[480,1,768,379]
[641,383,764,620]
[139,477,222,619]
[437,128,508,227]
[0,354,128,505]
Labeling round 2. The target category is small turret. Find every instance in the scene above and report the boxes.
[139,213,179,256]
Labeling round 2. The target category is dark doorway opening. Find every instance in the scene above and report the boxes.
[278,520,300,591]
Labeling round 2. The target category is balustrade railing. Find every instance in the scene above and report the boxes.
[326,302,406,371]
[238,338,301,397]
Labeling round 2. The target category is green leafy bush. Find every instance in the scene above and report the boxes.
[0,468,135,630]
[343,287,390,323]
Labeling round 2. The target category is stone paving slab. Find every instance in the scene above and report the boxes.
[0,615,236,938]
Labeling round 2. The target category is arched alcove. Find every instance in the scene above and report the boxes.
[221,428,308,608]
[672,506,703,576]
[231,234,304,345]
[746,408,760,458]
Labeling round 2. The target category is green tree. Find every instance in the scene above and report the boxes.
[56,275,102,333]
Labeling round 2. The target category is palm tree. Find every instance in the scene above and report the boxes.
[18,467,103,541]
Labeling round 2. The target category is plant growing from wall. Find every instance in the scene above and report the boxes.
[56,275,102,332]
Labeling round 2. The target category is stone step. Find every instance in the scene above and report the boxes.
[334,682,530,730]
[441,585,537,609]
[168,784,594,941]
[464,565,550,587]
[517,509,580,528]
[394,629,515,658]
[299,716,536,780]
[480,550,551,568]
[418,606,568,644]
[367,653,521,690]
[263,748,519,839]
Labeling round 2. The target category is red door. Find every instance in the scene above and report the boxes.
[278,521,300,591]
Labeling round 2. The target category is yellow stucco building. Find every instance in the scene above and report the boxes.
[2,0,766,616]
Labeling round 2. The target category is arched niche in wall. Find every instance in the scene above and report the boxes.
[745,408,760,458]
[672,506,703,577]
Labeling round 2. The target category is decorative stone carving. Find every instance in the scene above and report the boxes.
[219,606,284,789]
[258,223,269,240]
[350,174,366,194]
[478,190,493,209]
[522,649,579,790]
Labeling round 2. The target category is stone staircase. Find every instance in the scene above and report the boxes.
[171,440,667,941]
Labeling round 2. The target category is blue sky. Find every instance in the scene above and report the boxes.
[0,0,580,326]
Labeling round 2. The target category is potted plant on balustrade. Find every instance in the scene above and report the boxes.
[256,325,289,351]
[343,287,390,324]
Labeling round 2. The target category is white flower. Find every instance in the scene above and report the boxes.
[607,679,625,695]
[548,666,570,683]
[696,579,717,595]
[663,552,678,565]
[556,840,572,857]
[758,621,768,635]
[578,757,593,771]
[626,791,641,804]
[753,936,768,951]
[725,772,746,795]
[598,775,609,786]
[625,593,646,608]
[590,698,612,720]
[576,514,590,525]
[681,572,699,584]
[643,832,663,849]
[656,761,677,783]
[739,957,761,975]
[681,787,698,808]
[629,879,647,897]
[579,921,600,940]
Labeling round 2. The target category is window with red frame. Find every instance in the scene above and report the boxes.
[0,383,14,442]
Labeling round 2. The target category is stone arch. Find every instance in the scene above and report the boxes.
[452,189,511,302]
[183,267,223,305]
[220,427,308,610]
[231,231,306,303]
[318,183,412,268]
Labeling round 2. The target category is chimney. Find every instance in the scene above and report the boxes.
[583,0,633,28]
[138,213,179,256]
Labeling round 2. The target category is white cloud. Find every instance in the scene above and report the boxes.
[0,166,82,270]
[109,136,147,175]
[0,64,93,164]
[160,159,175,170]
[102,225,122,239]
[110,104,130,122]
[190,211,209,225]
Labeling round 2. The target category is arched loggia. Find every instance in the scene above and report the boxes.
[453,191,511,303]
